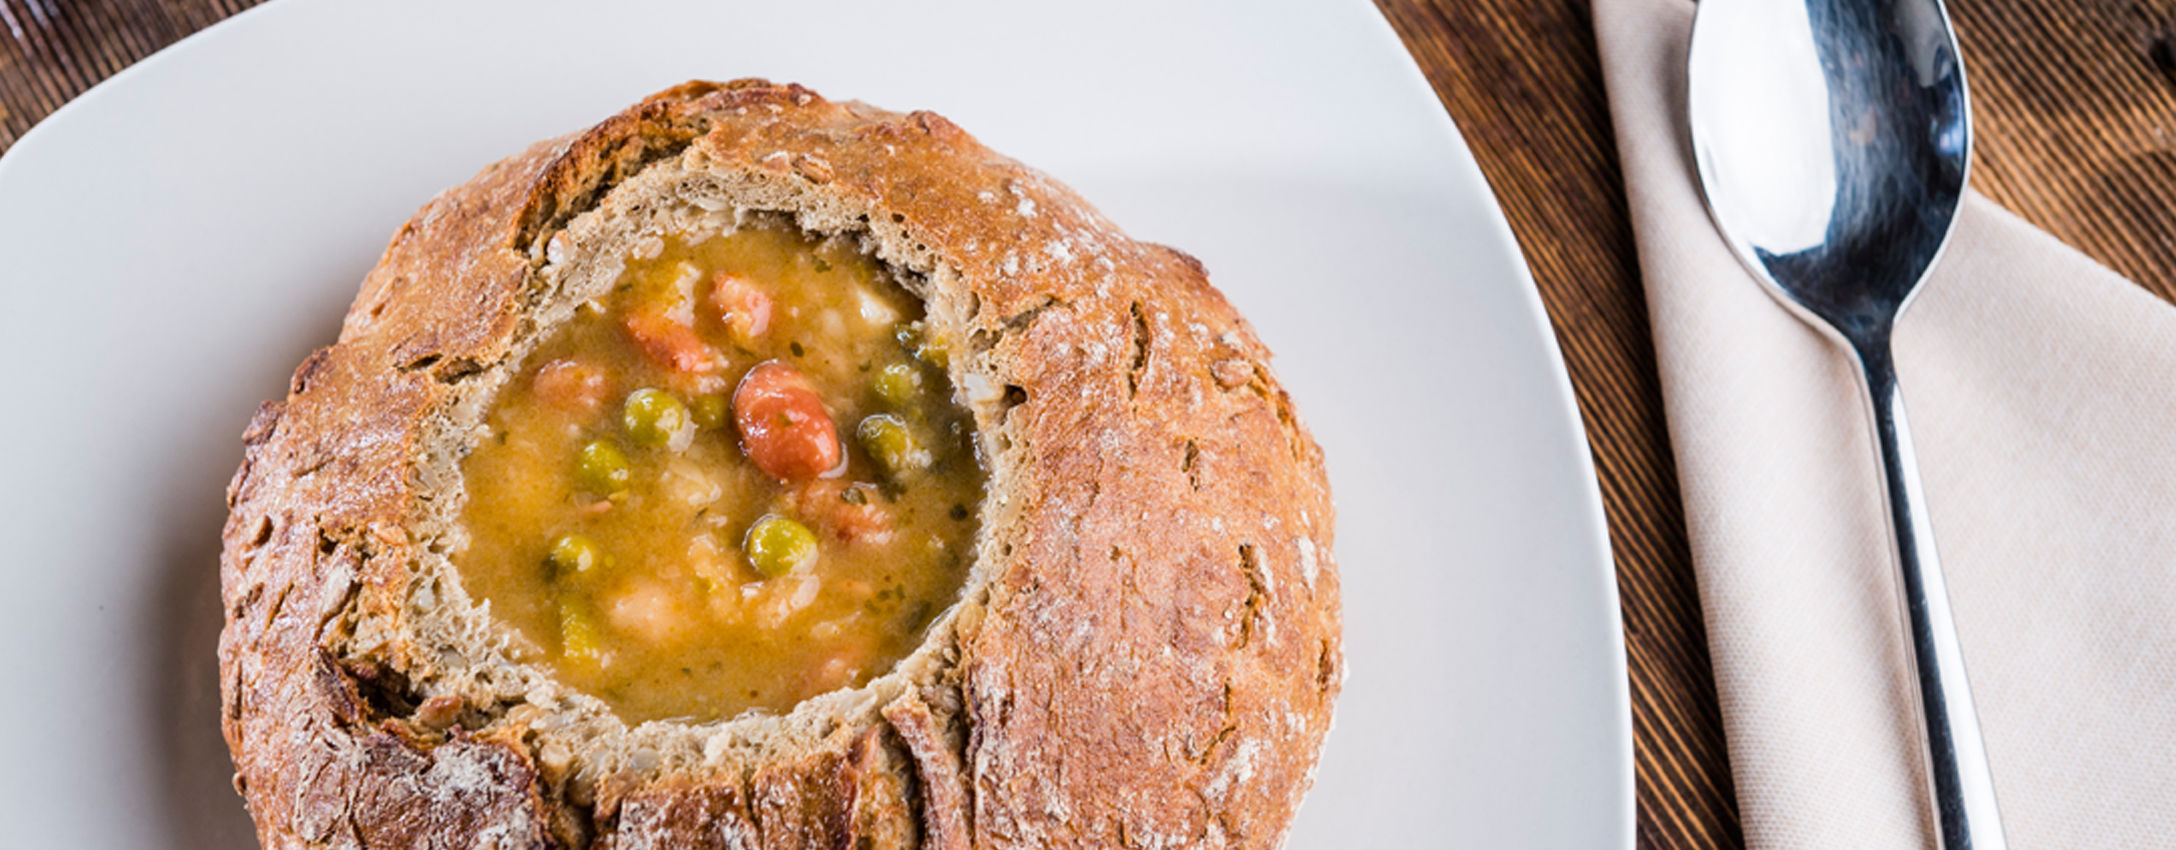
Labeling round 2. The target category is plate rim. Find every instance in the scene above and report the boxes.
[1347,4,1634,841]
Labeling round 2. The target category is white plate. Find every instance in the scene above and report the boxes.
[0,0,1632,846]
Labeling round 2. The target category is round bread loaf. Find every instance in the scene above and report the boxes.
[219,80,1341,849]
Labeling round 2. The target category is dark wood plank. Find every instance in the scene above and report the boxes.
[0,0,266,148]
[7,2,2173,849]
[1951,0,2176,302]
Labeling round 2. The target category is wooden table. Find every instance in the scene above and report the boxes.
[7,1,2169,847]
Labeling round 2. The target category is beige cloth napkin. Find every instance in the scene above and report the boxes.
[1593,0,2176,845]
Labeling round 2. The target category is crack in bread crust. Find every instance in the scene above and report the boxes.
[219,80,1342,850]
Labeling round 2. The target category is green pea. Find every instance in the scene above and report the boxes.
[623,387,693,449]
[559,596,603,662]
[871,362,923,406]
[745,516,818,579]
[574,440,631,494]
[690,394,730,430]
[858,413,931,479]
[547,534,608,582]
[895,321,949,370]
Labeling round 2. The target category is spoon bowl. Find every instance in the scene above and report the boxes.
[1692,0,1971,343]
[1688,0,2004,847]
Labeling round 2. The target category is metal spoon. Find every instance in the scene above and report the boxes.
[1686,0,2004,846]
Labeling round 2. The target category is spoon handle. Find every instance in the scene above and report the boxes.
[1855,341,2007,850]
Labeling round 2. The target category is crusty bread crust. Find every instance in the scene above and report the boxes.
[220,80,1341,849]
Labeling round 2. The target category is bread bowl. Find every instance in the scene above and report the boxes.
[218,79,1340,849]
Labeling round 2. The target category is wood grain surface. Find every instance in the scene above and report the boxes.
[7,1,2172,848]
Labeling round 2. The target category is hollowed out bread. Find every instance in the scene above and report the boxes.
[218,80,1341,849]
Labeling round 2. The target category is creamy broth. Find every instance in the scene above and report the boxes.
[455,217,981,724]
